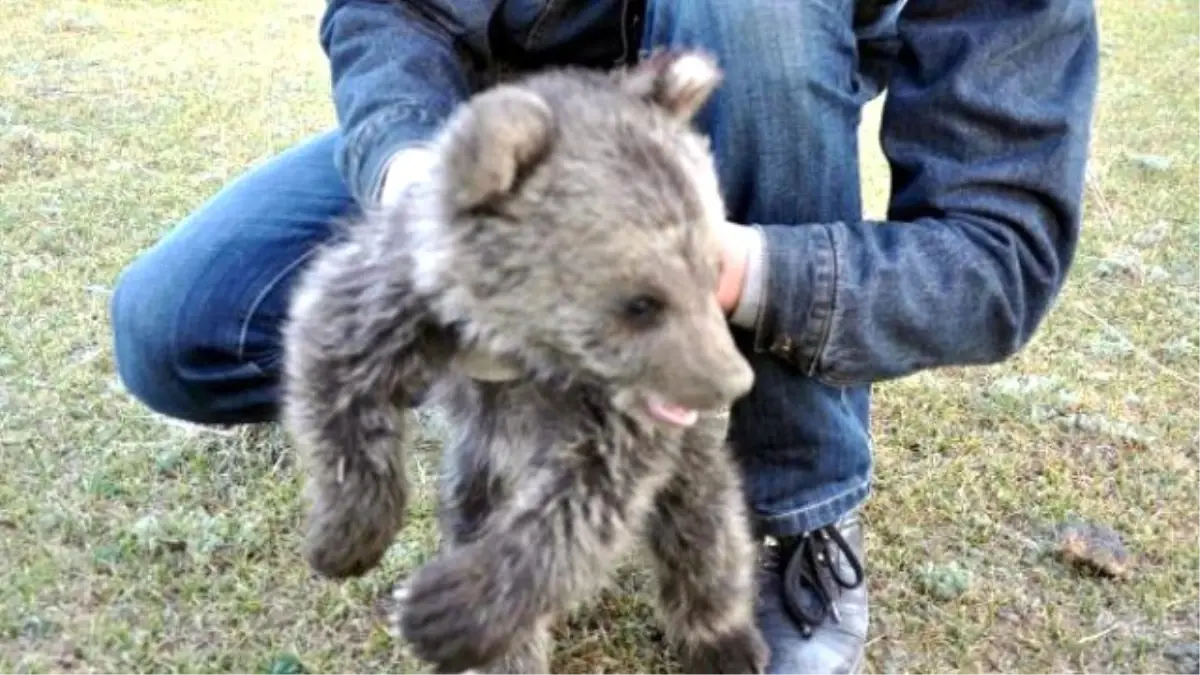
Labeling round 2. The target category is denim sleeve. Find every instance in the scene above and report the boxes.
[320,0,497,205]
[746,0,1100,386]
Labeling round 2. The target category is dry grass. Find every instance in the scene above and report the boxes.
[1,0,1197,673]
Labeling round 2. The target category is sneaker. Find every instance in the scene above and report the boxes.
[756,512,869,674]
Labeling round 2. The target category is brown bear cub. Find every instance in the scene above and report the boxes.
[280,50,768,674]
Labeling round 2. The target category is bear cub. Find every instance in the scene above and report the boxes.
[280,50,768,674]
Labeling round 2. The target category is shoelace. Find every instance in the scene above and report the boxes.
[778,525,865,637]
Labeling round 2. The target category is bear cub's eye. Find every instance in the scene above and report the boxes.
[622,293,666,327]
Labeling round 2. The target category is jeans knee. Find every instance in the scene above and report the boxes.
[111,240,287,426]
[111,251,259,424]
[110,257,189,419]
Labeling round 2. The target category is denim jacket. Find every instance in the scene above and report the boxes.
[318,0,1099,388]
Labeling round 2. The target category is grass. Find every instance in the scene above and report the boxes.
[1,0,1197,672]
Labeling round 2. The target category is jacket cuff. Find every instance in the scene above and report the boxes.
[750,223,838,374]
[337,102,451,207]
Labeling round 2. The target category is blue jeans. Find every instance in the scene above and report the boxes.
[112,0,898,538]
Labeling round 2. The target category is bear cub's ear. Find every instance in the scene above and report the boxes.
[438,85,555,213]
[618,49,723,121]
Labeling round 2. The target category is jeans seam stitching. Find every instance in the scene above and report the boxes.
[524,0,563,51]
[797,224,837,375]
[237,247,321,362]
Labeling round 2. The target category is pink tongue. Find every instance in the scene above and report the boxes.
[646,396,699,427]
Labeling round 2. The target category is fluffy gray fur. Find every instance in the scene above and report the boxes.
[280,50,768,674]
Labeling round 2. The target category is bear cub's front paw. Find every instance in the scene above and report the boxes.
[302,475,408,579]
[679,623,770,674]
[396,551,523,672]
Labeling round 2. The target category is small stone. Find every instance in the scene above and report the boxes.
[1056,521,1132,580]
